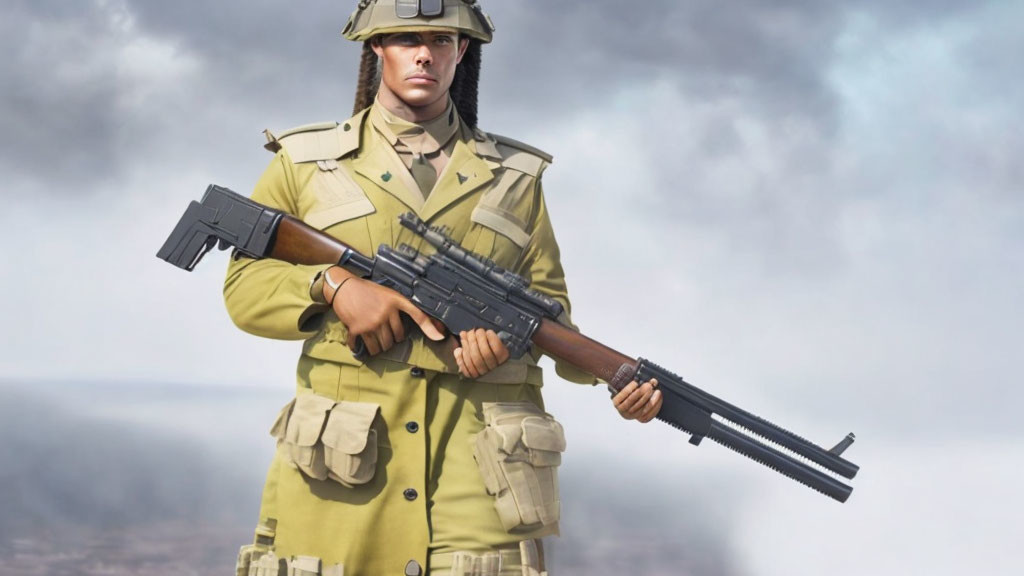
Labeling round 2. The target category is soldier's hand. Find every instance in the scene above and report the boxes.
[454,328,511,379]
[325,267,445,356]
[612,378,662,423]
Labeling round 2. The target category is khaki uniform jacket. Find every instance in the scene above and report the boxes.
[223,105,592,575]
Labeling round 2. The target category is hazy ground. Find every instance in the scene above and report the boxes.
[0,380,739,576]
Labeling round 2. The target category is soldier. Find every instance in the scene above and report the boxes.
[225,1,663,574]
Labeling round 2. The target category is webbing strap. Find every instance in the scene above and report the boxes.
[430,539,545,575]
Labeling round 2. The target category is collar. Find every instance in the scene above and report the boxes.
[350,119,498,220]
[370,97,461,156]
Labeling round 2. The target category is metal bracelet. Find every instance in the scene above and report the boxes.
[327,274,353,307]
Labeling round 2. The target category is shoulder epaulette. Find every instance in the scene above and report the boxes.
[486,133,553,177]
[490,133,554,163]
[263,109,369,163]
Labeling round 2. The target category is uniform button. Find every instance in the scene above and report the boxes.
[410,367,425,378]
[404,560,423,576]
[403,488,418,501]
[406,421,420,434]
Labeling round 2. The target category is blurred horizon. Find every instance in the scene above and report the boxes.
[0,379,743,576]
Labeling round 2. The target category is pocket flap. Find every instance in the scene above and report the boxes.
[305,164,376,230]
[521,416,566,453]
[493,423,524,455]
[269,398,296,440]
[286,394,336,447]
[470,205,531,248]
[322,401,380,455]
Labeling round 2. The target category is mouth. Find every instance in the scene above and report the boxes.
[406,73,438,84]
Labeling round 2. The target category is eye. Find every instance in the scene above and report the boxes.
[390,33,421,46]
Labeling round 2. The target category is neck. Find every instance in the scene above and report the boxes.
[376,85,449,123]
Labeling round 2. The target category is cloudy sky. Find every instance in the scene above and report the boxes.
[2,0,1023,573]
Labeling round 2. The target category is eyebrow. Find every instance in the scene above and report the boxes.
[384,31,457,45]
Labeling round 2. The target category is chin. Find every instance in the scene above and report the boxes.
[397,87,447,108]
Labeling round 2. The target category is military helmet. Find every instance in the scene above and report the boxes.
[343,0,495,44]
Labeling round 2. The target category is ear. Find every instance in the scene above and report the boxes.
[370,36,385,59]
[455,37,470,64]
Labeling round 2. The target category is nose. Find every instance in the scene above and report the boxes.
[414,43,433,67]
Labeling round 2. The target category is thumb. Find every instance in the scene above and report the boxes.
[398,300,445,341]
[454,346,465,369]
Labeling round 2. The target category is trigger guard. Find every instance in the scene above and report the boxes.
[351,337,369,363]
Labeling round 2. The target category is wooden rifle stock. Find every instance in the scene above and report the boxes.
[532,319,635,384]
[271,216,348,266]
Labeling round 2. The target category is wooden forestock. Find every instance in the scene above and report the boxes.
[531,318,636,383]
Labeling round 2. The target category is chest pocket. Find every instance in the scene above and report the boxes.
[301,159,377,257]
[469,165,536,269]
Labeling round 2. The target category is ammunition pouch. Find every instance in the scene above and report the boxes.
[271,393,381,487]
[236,546,345,576]
[473,402,566,533]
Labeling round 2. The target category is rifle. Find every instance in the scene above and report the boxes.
[158,184,860,502]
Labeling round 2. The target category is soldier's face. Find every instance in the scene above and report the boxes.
[373,31,469,111]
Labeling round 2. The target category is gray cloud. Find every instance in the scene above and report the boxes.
[483,0,842,134]
[0,2,124,192]
[122,0,354,104]
[0,0,355,197]
[2,0,1004,201]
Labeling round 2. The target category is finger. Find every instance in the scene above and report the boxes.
[623,382,654,416]
[389,312,406,343]
[454,347,468,377]
[363,332,382,357]
[634,379,660,420]
[398,300,445,341]
[632,382,656,413]
[484,330,510,364]
[458,333,476,377]
[638,390,663,423]
[475,329,500,371]
[617,388,645,417]
[638,387,663,420]
[463,331,486,378]
[612,381,639,408]
[468,330,490,377]
[378,322,395,352]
